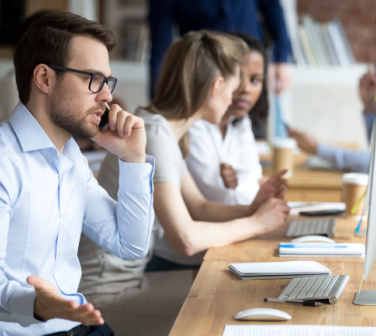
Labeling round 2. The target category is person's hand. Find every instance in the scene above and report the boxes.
[252,197,290,234]
[268,63,291,94]
[249,170,288,213]
[91,104,146,163]
[287,127,318,155]
[27,275,104,326]
[220,163,238,189]
[359,71,376,114]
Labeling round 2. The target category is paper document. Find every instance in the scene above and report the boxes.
[223,325,376,336]
[278,242,365,257]
[229,261,331,280]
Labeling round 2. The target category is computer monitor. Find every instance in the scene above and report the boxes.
[353,115,376,305]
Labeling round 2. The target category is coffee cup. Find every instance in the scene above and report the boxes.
[342,173,368,217]
[273,138,295,178]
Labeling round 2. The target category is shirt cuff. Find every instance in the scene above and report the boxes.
[8,287,40,326]
[118,155,155,194]
[316,144,334,161]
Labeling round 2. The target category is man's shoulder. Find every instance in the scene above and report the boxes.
[0,121,19,159]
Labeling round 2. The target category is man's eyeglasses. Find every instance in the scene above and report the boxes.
[48,65,117,94]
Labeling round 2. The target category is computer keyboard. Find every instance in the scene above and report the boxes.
[278,274,349,304]
[286,217,336,238]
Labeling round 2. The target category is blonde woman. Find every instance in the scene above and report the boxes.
[93,31,289,275]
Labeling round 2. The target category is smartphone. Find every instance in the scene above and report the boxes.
[299,209,345,216]
[99,103,109,131]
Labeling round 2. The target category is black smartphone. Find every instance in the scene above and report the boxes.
[299,209,345,216]
[99,103,109,131]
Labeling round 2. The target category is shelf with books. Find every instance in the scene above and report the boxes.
[104,0,150,62]
[292,16,356,67]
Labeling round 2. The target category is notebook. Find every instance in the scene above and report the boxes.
[276,274,349,305]
[228,261,331,280]
[286,217,336,238]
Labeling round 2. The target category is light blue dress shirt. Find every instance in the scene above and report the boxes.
[364,112,375,144]
[0,103,155,335]
[317,144,370,173]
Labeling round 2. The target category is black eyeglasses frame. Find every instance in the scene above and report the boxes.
[47,65,118,94]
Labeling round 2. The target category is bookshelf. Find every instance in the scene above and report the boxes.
[103,0,149,62]
[0,0,370,151]
[268,1,368,151]
[294,16,355,67]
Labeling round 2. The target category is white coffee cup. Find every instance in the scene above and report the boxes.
[342,173,368,217]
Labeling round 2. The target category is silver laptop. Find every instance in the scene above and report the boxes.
[286,217,336,238]
[277,274,349,305]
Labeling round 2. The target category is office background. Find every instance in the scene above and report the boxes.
[0,0,374,151]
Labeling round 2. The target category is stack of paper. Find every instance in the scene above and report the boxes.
[278,243,365,257]
[229,261,331,280]
[223,325,376,336]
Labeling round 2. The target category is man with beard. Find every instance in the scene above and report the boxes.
[0,11,155,336]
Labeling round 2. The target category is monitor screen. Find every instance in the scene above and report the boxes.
[362,115,376,281]
[353,114,376,305]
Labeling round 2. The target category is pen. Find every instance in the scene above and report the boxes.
[264,298,324,306]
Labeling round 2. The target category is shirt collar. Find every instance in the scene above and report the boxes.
[9,102,82,163]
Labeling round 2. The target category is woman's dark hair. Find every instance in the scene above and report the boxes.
[230,32,269,132]
[14,11,116,104]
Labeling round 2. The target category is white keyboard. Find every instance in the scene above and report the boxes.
[286,218,336,238]
[278,274,349,304]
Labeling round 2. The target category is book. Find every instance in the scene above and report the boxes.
[228,261,331,280]
[278,242,365,257]
[298,25,316,65]
[327,21,350,66]
[321,23,340,65]
[317,24,334,65]
[302,16,326,65]
[333,16,356,65]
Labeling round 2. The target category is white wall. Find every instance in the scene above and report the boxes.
[287,65,369,150]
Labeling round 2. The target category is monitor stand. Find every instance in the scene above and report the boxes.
[354,290,376,305]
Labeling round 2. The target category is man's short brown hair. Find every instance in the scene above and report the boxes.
[14,11,116,104]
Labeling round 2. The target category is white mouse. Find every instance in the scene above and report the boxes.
[234,308,291,321]
[291,235,335,243]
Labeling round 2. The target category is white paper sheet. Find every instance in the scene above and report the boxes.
[223,325,376,336]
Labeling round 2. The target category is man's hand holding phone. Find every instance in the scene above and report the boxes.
[92,103,147,163]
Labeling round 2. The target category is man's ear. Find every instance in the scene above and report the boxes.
[33,64,54,94]
[210,76,224,98]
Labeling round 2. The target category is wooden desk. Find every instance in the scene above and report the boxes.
[263,154,344,202]
[204,216,364,262]
[170,261,376,335]
[170,217,374,335]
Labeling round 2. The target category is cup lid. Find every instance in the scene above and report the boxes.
[273,137,296,149]
[342,173,368,185]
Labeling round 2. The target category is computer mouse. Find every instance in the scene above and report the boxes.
[291,235,335,243]
[234,308,291,321]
